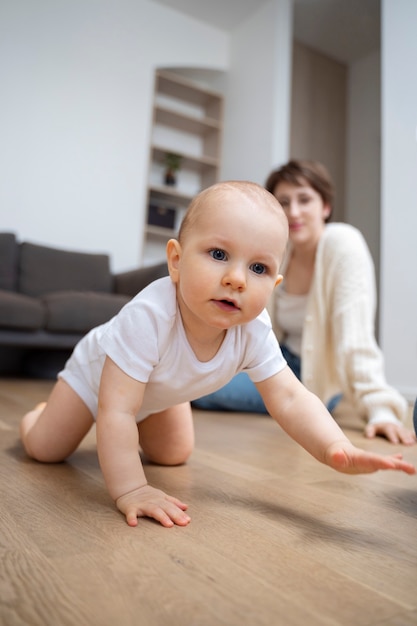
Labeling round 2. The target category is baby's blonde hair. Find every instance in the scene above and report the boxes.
[178,180,287,244]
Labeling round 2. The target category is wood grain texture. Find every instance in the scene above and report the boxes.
[0,378,416,626]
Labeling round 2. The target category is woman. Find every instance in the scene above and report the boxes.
[193,159,415,445]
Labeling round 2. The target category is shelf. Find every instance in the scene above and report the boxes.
[145,224,177,238]
[156,70,222,112]
[152,145,218,174]
[154,105,221,136]
[143,69,223,264]
[148,184,193,207]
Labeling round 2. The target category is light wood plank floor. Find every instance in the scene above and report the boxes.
[1,378,416,626]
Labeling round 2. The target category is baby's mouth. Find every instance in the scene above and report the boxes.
[214,299,240,311]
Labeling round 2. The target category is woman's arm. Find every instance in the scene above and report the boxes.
[310,225,414,444]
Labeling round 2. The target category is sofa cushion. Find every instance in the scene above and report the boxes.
[19,242,113,297]
[114,262,168,297]
[0,233,18,291]
[43,291,130,333]
[0,289,45,330]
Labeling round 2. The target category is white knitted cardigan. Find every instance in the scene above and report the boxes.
[270,223,407,425]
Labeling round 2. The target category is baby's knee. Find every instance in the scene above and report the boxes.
[143,442,193,466]
[20,430,64,463]
[21,439,67,463]
[20,409,65,463]
[20,411,40,459]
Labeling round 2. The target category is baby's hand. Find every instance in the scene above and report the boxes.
[324,440,416,475]
[116,484,191,527]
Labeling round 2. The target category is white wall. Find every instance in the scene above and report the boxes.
[222,0,292,184]
[0,0,229,271]
[290,42,347,223]
[381,0,417,399]
[346,50,381,289]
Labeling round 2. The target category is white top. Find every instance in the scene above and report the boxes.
[275,286,308,356]
[270,223,407,426]
[60,277,286,421]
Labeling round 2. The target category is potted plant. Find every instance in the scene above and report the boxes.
[164,152,182,186]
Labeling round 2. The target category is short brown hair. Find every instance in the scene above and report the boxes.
[265,159,334,222]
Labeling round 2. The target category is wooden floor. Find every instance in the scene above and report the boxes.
[1,378,416,626]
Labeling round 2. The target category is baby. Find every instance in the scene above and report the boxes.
[20,181,415,527]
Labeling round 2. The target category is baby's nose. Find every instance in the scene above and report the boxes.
[223,265,247,289]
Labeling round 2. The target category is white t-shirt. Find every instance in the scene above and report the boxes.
[59,277,286,421]
[275,285,309,356]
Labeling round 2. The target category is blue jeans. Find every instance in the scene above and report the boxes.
[192,345,300,414]
[192,344,342,414]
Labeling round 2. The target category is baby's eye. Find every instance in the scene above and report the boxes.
[250,262,266,275]
[209,249,227,261]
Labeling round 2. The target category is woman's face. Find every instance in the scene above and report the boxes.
[273,180,330,248]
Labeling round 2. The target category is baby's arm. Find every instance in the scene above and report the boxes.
[96,357,190,527]
[256,367,416,475]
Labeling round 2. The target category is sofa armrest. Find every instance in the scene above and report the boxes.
[114,262,168,297]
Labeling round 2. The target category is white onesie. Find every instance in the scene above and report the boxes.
[59,277,286,421]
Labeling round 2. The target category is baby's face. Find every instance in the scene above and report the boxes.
[174,188,287,332]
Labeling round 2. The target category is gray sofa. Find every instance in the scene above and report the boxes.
[0,232,167,377]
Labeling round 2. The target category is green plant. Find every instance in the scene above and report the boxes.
[164,152,183,186]
[164,152,182,171]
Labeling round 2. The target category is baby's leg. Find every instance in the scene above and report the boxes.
[138,402,194,466]
[20,379,94,463]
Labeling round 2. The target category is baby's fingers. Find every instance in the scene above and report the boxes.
[375,451,416,474]
[116,485,191,527]
[388,453,416,475]
[126,510,139,527]
[123,500,190,527]
[328,446,416,475]
[137,501,191,528]
[166,495,189,511]
[150,503,191,527]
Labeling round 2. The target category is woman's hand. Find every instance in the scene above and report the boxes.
[324,440,416,475]
[116,484,191,528]
[364,422,416,445]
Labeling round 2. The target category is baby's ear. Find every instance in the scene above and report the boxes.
[166,239,181,283]
[275,274,283,287]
